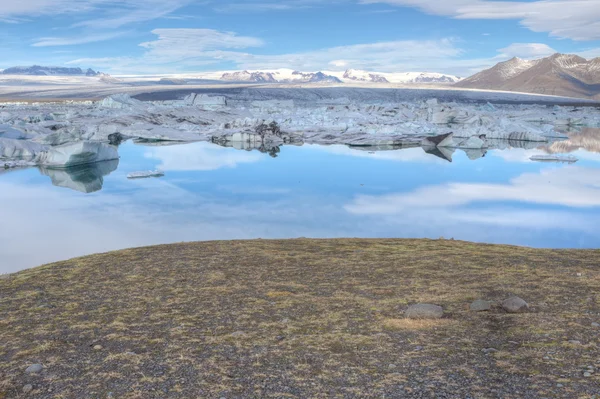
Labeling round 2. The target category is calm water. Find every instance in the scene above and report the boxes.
[1,140,600,273]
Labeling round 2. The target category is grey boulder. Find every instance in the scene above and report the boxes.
[502,296,529,313]
[25,364,43,374]
[405,304,444,319]
[470,299,492,312]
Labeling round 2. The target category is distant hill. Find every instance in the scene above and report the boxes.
[456,54,600,99]
[0,65,101,76]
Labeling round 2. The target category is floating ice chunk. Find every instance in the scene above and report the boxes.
[481,102,496,112]
[36,142,119,168]
[127,170,165,179]
[426,98,438,106]
[2,159,35,169]
[251,100,295,111]
[98,94,144,110]
[184,93,227,109]
[457,136,488,149]
[0,138,48,159]
[422,132,455,148]
[530,154,578,163]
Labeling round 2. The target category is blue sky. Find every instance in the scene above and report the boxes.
[1,0,600,76]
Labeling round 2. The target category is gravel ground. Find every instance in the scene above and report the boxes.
[1,238,599,398]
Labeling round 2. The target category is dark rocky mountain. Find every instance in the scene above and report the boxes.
[456,54,600,99]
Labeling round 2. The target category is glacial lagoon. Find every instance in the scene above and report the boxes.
[1,138,600,273]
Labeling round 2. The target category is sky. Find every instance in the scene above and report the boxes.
[1,0,600,76]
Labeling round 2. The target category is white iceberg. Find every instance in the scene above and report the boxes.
[36,142,119,168]
[530,154,579,163]
[98,93,145,110]
[127,170,165,179]
[184,93,227,109]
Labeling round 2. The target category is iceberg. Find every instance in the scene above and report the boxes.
[36,142,119,168]
[127,170,165,179]
[98,93,145,110]
[530,154,578,163]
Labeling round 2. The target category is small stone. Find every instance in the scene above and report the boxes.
[23,384,33,393]
[592,322,600,328]
[388,364,397,369]
[414,346,424,351]
[93,345,103,350]
[556,384,564,388]
[584,372,592,377]
[568,340,582,345]
[230,331,245,337]
[543,356,550,360]
[25,364,43,374]
[482,348,498,354]
[470,299,492,312]
[502,296,529,313]
[405,304,443,319]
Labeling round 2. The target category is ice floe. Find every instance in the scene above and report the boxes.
[0,90,598,168]
[530,154,579,163]
[127,170,165,179]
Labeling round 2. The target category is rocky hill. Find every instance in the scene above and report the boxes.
[456,54,600,99]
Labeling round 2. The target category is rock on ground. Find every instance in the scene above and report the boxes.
[470,299,492,312]
[25,364,43,374]
[405,304,444,319]
[502,296,529,313]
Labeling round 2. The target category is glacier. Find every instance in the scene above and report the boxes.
[0,88,599,168]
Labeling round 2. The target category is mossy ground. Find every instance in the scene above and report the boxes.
[1,239,599,398]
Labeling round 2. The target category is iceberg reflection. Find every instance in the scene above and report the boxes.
[38,159,119,193]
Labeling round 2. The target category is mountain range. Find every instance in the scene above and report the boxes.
[0,65,101,76]
[218,69,461,84]
[456,54,600,99]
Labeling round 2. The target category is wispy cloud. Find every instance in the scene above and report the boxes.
[32,31,128,47]
[359,0,600,41]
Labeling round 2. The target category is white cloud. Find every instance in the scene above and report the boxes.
[497,43,557,59]
[69,30,468,74]
[139,29,265,63]
[1,0,192,32]
[32,31,128,47]
[360,0,600,41]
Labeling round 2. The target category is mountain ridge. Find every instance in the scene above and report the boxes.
[456,53,600,99]
[1,65,102,76]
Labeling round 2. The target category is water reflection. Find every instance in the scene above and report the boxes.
[39,160,119,193]
[1,133,600,273]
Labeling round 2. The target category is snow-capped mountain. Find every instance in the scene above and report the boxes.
[342,69,390,83]
[216,68,459,84]
[331,69,461,84]
[456,53,600,98]
[221,71,278,83]
[1,65,101,76]
[220,69,342,83]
